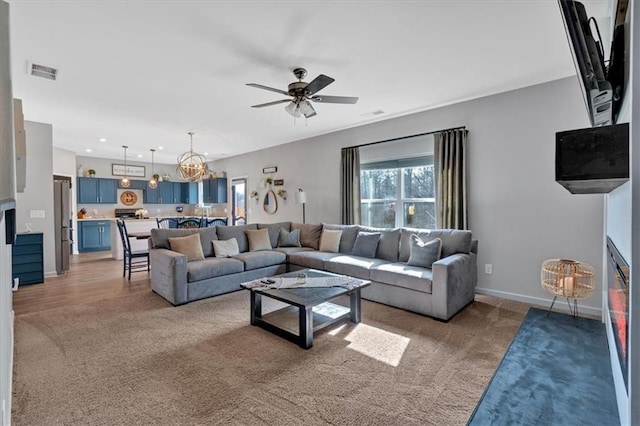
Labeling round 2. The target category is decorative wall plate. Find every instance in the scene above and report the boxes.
[120,191,138,206]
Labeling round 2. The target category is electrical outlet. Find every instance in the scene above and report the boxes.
[30,210,45,218]
[485,264,493,274]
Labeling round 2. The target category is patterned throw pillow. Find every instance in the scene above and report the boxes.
[278,228,301,247]
[168,233,205,262]
[351,232,381,258]
[212,239,240,258]
[319,229,342,253]
[406,235,442,268]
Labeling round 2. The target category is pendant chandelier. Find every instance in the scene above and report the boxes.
[176,131,208,182]
[120,145,130,188]
[148,148,158,189]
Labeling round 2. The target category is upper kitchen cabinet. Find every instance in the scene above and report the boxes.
[179,182,198,204]
[118,179,146,190]
[144,181,174,204]
[77,177,117,204]
[202,178,227,204]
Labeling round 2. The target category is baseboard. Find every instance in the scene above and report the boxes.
[475,287,602,318]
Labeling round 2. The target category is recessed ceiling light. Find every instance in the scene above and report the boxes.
[137,154,142,158]
[158,146,164,150]
[203,152,209,156]
[99,138,106,142]
[85,148,92,153]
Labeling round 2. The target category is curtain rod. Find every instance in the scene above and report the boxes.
[341,125,466,151]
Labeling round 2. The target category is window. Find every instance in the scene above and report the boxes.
[360,156,435,228]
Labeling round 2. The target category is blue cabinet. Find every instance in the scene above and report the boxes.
[78,220,111,252]
[203,178,227,204]
[77,177,117,204]
[119,179,146,190]
[179,182,198,204]
[12,233,44,285]
[145,181,175,204]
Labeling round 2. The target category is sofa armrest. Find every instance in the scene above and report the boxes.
[150,248,188,305]
[431,252,477,320]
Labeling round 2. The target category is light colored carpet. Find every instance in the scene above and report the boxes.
[12,291,529,425]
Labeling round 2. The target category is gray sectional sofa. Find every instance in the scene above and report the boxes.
[148,222,478,321]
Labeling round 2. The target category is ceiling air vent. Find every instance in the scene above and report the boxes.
[28,62,58,81]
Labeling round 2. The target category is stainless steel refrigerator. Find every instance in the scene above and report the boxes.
[53,178,71,274]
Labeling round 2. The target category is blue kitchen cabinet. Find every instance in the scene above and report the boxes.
[77,177,117,204]
[145,181,174,204]
[119,179,146,190]
[202,178,227,204]
[179,182,198,204]
[78,220,111,252]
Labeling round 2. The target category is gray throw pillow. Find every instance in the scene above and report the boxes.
[407,235,442,268]
[278,228,301,247]
[351,232,380,258]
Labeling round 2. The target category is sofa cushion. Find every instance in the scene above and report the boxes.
[370,262,433,293]
[322,224,360,253]
[151,228,197,250]
[351,232,380,258]
[212,239,240,258]
[359,226,401,262]
[407,236,442,268]
[399,228,472,262]
[216,224,257,253]
[273,246,314,256]
[291,223,322,249]
[288,251,341,270]
[246,228,272,251]
[233,251,287,271]
[319,229,342,253]
[168,233,205,262]
[323,255,388,280]
[278,228,301,247]
[186,258,244,283]
[258,222,291,248]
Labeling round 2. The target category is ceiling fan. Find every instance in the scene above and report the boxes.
[246,68,359,118]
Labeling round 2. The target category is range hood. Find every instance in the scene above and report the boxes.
[556,123,629,194]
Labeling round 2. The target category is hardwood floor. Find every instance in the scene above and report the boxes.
[12,252,151,316]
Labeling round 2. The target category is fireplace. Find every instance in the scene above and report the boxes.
[606,237,629,391]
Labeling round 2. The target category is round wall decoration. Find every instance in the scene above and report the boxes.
[120,191,138,206]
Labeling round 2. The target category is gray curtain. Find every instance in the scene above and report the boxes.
[341,147,361,225]
[434,129,468,230]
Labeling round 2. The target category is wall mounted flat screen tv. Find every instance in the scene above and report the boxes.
[558,0,629,127]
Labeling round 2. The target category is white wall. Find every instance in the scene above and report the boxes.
[16,121,55,275]
[212,76,604,314]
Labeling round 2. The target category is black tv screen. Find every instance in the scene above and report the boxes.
[556,122,629,194]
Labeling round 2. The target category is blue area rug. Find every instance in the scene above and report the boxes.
[468,308,619,425]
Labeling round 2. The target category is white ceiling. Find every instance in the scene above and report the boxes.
[7,0,612,165]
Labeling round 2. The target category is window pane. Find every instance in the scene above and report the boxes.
[403,165,434,199]
[404,202,436,229]
[360,169,398,200]
[361,202,396,228]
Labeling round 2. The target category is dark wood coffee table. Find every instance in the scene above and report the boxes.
[240,269,370,349]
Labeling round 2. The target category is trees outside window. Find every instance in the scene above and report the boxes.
[360,157,435,229]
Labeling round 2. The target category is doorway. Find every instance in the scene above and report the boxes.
[231,178,247,225]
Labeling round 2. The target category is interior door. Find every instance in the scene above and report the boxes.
[231,178,247,225]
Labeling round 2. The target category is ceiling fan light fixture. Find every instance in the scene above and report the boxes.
[299,100,315,118]
[177,132,208,182]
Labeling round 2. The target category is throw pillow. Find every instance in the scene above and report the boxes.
[351,232,381,258]
[168,233,205,262]
[319,229,342,253]
[245,228,272,251]
[278,228,301,247]
[212,239,240,258]
[407,235,442,268]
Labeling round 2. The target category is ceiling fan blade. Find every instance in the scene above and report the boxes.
[304,74,335,95]
[310,95,359,104]
[246,83,289,96]
[251,99,291,108]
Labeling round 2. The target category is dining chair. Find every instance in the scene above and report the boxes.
[201,217,228,227]
[156,217,180,229]
[116,220,150,280]
[177,218,202,229]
